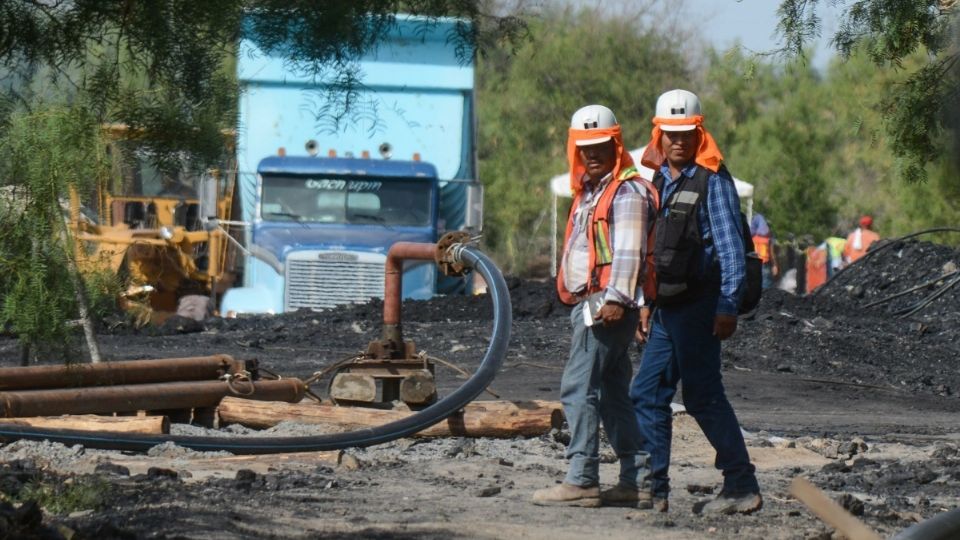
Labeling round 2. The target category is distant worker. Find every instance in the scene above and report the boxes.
[843,215,880,264]
[804,237,827,294]
[824,234,847,278]
[749,213,779,290]
[632,89,761,514]
[775,232,803,294]
[535,104,656,508]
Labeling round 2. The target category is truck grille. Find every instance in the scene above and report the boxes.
[285,251,385,310]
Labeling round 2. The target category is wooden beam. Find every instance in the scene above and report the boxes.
[790,477,882,540]
[218,398,564,438]
[0,414,169,434]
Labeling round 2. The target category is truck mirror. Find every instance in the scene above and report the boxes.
[464,182,483,232]
[198,173,218,229]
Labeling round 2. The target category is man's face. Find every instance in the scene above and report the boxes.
[660,129,698,166]
[577,139,617,181]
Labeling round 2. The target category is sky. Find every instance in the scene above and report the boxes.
[681,0,845,70]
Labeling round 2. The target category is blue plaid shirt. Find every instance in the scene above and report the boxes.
[658,163,745,315]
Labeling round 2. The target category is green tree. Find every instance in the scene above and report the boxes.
[776,0,959,183]
[0,106,112,360]
[478,4,689,274]
[705,47,837,238]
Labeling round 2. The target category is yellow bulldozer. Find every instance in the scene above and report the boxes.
[68,125,241,325]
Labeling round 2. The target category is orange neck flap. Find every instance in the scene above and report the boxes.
[566,126,636,195]
[639,115,724,174]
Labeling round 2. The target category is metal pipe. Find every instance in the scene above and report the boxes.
[0,379,305,417]
[383,241,437,344]
[0,243,511,454]
[0,355,244,391]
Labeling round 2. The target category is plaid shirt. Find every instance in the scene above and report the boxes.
[658,163,745,315]
[561,173,652,308]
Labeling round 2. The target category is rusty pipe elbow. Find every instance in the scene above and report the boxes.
[383,242,438,327]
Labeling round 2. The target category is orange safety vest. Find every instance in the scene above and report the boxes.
[843,228,879,263]
[752,235,772,264]
[557,169,660,306]
[805,246,827,293]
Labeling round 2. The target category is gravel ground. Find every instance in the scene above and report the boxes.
[0,239,957,539]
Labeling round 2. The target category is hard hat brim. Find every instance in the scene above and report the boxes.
[660,124,697,132]
[575,135,613,146]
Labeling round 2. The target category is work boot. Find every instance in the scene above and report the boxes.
[652,497,669,513]
[701,491,763,515]
[531,483,601,507]
[600,484,653,508]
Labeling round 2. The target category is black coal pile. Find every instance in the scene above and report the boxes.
[725,239,960,398]
[98,240,958,400]
[121,276,568,338]
[814,239,960,326]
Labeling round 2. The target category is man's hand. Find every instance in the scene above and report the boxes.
[713,313,738,340]
[597,302,625,326]
[635,306,651,343]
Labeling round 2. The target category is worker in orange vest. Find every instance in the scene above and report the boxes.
[749,213,779,290]
[536,104,657,508]
[805,242,828,293]
[843,215,880,264]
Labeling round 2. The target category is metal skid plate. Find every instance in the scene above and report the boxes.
[329,357,437,407]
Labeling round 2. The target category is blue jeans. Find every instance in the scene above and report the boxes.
[762,264,775,290]
[629,294,758,498]
[562,302,649,488]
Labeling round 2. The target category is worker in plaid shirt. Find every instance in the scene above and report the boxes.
[534,104,657,508]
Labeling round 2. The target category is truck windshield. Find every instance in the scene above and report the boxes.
[260,175,433,226]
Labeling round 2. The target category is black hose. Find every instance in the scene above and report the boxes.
[813,227,960,297]
[894,273,960,318]
[861,270,959,309]
[0,245,512,454]
[892,507,960,540]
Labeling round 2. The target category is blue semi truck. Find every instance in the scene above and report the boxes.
[221,17,482,315]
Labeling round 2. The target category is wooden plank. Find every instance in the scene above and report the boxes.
[0,414,169,434]
[218,397,564,438]
[790,477,882,540]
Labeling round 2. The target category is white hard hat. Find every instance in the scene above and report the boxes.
[570,104,618,146]
[655,89,701,131]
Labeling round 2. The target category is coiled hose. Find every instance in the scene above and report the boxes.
[0,245,512,454]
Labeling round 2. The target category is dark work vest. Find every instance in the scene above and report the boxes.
[652,165,724,306]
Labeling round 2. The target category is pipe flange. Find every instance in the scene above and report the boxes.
[435,231,472,277]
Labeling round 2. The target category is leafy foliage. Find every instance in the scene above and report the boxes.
[706,45,960,241]
[776,0,959,183]
[477,3,688,273]
[0,106,112,356]
[17,476,108,515]
[0,1,528,175]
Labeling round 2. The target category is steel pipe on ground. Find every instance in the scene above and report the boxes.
[0,379,305,418]
[0,355,245,391]
[0,243,511,454]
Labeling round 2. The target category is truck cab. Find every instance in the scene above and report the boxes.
[221,15,480,315]
[221,156,439,314]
